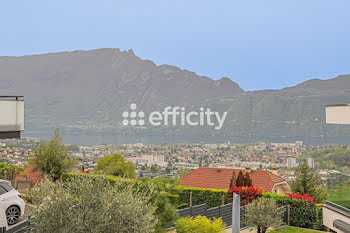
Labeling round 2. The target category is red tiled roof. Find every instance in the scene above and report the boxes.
[15,164,44,183]
[180,167,285,192]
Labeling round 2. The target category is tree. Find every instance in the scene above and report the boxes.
[244,197,283,233]
[30,129,76,181]
[94,153,136,178]
[27,176,157,233]
[229,171,236,188]
[243,172,252,186]
[236,171,245,187]
[230,171,252,188]
[290,159,321,199]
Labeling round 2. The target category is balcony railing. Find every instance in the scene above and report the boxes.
[0,96,24,139]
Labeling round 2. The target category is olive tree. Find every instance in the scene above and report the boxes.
[27,176,157,233]
[243,197,283,233]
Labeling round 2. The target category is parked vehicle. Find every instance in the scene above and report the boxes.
[0,180,25,225]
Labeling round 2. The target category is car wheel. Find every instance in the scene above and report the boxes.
[6,206,20,225]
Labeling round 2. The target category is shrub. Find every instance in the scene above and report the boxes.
[275,196,322,230]
[28,176,157,233]
[62,172,134,185]
[243,197,284,233]
[0,163,24,180]
[61,172,324,230]
[175,216,225,233]
[154,193,178,233]
[177,186,228,208]
[62,172,178,233]
[94,153,136,178]
[261,191,323,230]
[29,129,77,181]
[287,192,315,204]
[228,186,262,206]
[261,192,286,203]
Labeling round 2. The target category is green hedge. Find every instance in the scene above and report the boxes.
[62,172,134,184]
[176,187,228,209]
[176,187,323,230]
[63,173,227,209]
[62,172,324,231]
[62,172,179,202]
[267,195,324,231]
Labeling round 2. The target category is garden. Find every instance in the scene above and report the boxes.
[22,131,327,233]
[58,172,325,232]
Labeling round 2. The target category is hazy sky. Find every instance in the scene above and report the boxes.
[1,0,350,91]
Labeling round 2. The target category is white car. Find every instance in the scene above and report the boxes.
[0,180,25,225]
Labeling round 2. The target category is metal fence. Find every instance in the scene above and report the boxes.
[177,203,289,229]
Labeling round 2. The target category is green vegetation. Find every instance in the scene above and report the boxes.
[307,147,350,172]
[290,159,324,202]
[29,129,77,181]
[270,226,322,233]
[62,172,325,231]
[27,176,157,233]
[261,192,323,230]
[94,153,136,178]
[243,198,283,233]
[277,197,323,230]
[177,186,228,208]
[62,172,178,233]
[65,172,227,208]
[327,177,350,208]
[175,216,225,233]
[0,163,23,180]
[305,146,350,206]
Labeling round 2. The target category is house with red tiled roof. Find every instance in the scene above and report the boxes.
[180,167,291,194]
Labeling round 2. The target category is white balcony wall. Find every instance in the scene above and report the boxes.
[326,105,350,124]
[0,100,24,132]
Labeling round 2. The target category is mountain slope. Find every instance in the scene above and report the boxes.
[1,48,350,145]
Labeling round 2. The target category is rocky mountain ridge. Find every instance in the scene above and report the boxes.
[1,48,350,145]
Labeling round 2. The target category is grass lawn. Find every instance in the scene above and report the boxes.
[269,226,323,233]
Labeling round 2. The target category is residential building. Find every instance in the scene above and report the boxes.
[287,158,297,168]
[180,167,291,194]
[307,157,315,169]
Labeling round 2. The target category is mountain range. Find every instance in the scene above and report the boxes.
[1,48,350,145]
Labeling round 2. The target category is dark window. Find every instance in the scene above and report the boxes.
[0,186,7,195]
[0,183,13,192]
